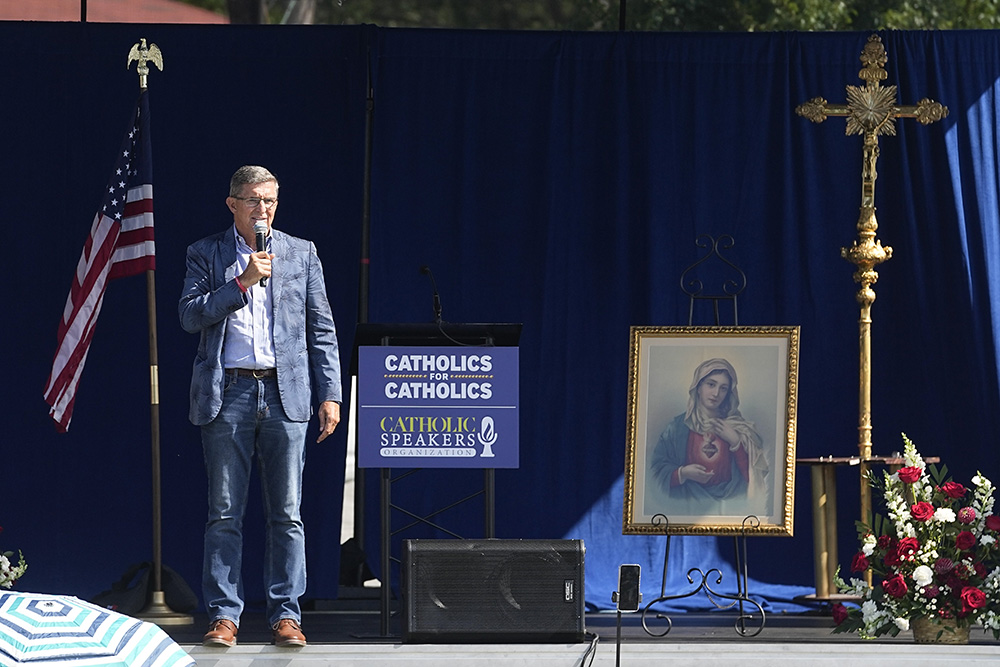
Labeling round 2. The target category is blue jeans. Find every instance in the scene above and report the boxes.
[201,373,308,627]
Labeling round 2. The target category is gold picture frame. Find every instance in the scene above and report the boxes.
[623,326,799,536]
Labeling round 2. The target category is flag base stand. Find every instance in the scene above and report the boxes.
[136,591,194,626]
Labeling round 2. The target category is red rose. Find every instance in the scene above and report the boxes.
[898,466,923,483]
[877,535,893,550]
[960,586,986,611]
[910,502,935,522]
[955,531,977,551]
[882,573,909,598]
[884,548,901,567]
[832,602,849,625]
[851,552,869,572]
[897,537,920,561]
[986,515,1000,532]
[940,481,967,498]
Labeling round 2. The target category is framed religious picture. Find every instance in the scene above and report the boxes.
[623,326,799,536]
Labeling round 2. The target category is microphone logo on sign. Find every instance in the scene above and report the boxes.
[478,416,497,458]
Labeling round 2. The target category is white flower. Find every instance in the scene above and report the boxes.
[982,534,996,546]
[934,507,956,523]
[894,617,910,631]
[0,555,12,589]
[862,533,877,556]
[845,577,869,596]
[0,551,27,589]
[861,599,880,623]
[913,565,934,587]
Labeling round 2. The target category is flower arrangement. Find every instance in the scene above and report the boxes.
[833,434,1000,640]
[0,526,26,589]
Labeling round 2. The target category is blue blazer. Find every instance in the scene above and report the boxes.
[179,227,342,426]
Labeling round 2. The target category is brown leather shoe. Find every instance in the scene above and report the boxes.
[272,618,307,647]
[202,619,238,647]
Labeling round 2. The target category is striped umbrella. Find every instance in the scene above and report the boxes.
[0,591,194,666]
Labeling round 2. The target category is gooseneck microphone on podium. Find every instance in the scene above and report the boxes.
[420,265,443,324]
[254,221,268,287]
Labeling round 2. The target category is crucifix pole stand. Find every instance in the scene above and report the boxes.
[795,35,947,541]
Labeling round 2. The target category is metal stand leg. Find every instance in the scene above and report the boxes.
[640,514,765,638]
[377,467,497,638]
[484,469,495,538]
[615,610,623,667]
[379,467,391,637]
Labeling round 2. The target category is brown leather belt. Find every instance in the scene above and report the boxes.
[226,368,277,379]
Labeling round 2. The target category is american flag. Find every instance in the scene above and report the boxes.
[44,91,155,432]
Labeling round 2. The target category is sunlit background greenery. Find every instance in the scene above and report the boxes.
[183,0,1000,29]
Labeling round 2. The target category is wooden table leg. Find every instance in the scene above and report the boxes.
[810,464,839,598]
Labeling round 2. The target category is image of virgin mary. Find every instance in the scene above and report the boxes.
[649,358,769,504]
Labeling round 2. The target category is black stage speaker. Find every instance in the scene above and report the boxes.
[402,538,586,643]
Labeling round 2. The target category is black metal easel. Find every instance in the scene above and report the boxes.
[640,234,765,638]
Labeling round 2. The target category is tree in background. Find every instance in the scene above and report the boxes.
[195,0,312,24]
[192,0,1000,30]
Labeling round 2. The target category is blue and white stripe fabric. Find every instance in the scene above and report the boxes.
[0,592,194,666]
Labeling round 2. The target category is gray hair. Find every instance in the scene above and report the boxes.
[229,165,279,197]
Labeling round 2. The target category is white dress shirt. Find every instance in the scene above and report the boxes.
[222,225,276,370]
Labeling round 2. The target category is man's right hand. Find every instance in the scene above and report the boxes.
[238,251,273,288]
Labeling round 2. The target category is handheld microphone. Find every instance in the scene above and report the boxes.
[419,265,443,324]
[253,221,268,287]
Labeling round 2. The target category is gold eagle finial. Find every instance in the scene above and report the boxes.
[127,38,163,90]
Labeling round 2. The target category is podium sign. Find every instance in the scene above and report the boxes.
[358,346,519,468]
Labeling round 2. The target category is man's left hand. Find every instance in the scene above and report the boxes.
[317,401,341,443]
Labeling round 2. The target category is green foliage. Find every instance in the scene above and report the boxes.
[179,0,1000,30]
[607,0,854,31]
[319,0,588,30]
[857,0,1000,30]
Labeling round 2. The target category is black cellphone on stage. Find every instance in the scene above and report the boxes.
[614,563,641,613]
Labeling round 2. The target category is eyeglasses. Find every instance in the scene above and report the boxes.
[233,196,278,209]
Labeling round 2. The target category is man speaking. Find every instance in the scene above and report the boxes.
[179,165,342,648]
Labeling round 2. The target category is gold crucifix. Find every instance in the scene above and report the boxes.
[796,34,947,541]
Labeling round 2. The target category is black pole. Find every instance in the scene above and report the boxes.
[618,0,626,30]
[354,45,375,574]
[81,0,87,22]
[133,86,190,626]
[147,269,162,594]
[484,469,495,537]
[380,468,391,636]
[359,47,373,326]
[615,610,623,666]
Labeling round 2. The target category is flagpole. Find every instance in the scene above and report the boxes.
[126,39,191,626]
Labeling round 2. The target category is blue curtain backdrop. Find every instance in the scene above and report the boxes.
[4,23,1000,615]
